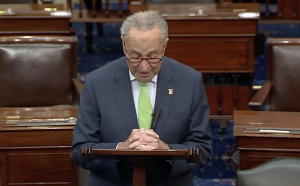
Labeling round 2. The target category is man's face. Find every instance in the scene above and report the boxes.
[122,27,168,82]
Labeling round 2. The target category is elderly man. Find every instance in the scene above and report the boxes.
[71,10,212,186]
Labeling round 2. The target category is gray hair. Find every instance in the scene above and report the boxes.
[120,11,168,40]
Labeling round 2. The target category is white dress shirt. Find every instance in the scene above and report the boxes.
[129,70,157,119]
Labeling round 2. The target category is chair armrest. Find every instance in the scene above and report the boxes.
[73,78,84,94]
[249,81,272,107]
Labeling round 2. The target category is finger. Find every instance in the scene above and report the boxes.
[143,142,159,150]
[135,144,153,151]
[141,129,159,139]
[129,140,145,149]
[139,135,158,143]
[128,129,145,143]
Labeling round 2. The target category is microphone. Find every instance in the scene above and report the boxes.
[151,108,161,130]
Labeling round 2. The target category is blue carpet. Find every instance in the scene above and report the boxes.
[72,2,300,186]
[194,178,235,186]
[192,121,238,179]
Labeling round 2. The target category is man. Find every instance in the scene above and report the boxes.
[71,10,212,186]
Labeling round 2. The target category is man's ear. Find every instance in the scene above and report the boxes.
[121,36,126,55]
[162,38,169,55]
[165,38,169,48]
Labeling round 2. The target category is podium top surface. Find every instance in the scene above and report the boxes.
[0,4,71,18]
[233,110,300,138]
[91,149,191,156]
[128,3,260,20]
[80,148,201,163]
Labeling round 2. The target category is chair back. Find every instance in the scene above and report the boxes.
[0,36,78,107]
[267,38,300,111]
[236,157,300,186]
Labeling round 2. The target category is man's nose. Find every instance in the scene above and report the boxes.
[139,59,149,70]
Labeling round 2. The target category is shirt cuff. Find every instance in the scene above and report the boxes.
[116,142,122,149]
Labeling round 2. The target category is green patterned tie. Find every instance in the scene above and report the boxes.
[138,81,153,129]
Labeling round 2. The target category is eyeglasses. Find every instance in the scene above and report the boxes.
[126,57,163,64]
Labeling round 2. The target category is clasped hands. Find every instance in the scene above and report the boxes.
[117,128,170,150]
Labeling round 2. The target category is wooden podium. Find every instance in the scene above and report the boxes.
[80,147,201,186]
[128,3,260,121]
[0,107,78,186]
[234,110,300,170]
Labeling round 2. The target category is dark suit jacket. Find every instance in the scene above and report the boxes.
[71,56,212,186]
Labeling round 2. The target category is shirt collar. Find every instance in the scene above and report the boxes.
[129,70,157,83]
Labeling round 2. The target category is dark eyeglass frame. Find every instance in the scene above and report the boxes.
[123,42,165,64]
[126,56,163,64]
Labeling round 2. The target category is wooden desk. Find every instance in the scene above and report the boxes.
[129,3,260,118]
[128,3,259,73]
[0,107,78,186]
[0,4,71,35]
[234,110,300,170]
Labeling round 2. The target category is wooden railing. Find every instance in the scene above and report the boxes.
[203,73,253,118]
[71,0,131,23]
[79,0,131,18]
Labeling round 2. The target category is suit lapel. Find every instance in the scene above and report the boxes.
[153,58,176,133]
[112,59,139,135]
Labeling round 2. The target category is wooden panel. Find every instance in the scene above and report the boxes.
[236,86,250,110]
[0,18,70,33]
[239,150,300,170]
[282,0,296,20]
[0,107,78,186]
[221,86,234,115]
[298,0,300,20]
[205,86,218,115]
[167,20,257,35]
[1,149,74,186]
[277,0,300,20]
[238,136,300,170]
[237,137,300,149]
[0,129,73,147]
[166,37,254,72]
